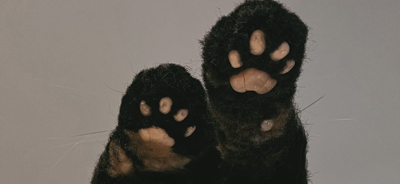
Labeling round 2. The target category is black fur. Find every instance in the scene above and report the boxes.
[92,0,309,183]
[201,0,309,183]
[91,64,221,184]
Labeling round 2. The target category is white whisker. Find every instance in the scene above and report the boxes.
[51,136,89,169]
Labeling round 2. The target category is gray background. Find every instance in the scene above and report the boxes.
[1,0,399,183]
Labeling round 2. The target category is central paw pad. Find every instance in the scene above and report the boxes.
[138,127,175,147]
[230,68,277,94]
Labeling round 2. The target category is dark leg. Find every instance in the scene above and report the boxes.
[201,0,309,183]
[91,64,220,184]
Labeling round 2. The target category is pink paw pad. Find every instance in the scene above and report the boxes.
[139,97,195,138]
[227,30,296,94]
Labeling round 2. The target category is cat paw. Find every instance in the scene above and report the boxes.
[228,31,295,94]
[201,0,308,142]
[119,63,212,142]
[97,64,216,178]
[137,97,196,147]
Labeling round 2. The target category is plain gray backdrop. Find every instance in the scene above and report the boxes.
[1,0,399,183]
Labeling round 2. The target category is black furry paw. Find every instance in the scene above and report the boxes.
[201,0,309,183]
[201,0,308,140]
[91,64,219,184]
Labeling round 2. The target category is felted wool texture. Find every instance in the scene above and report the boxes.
[91,64,221,184]
[92,0,310,183]
[201,0,309,183]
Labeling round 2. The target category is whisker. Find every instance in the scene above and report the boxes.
[300,95,325,112]
[310,118,354,122]
[24,137,107,161]
[51,136,89,169]
[329,118,353,121]
[72,130,111,137]
[48,138,103,149]
[128,60,135,74]
[104,84,124,94]
[47,84,102,96]
[46,130,110,139]
[47,84,88,93]
[109,103,117,118]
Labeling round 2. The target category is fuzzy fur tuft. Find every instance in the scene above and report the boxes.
[201,0,309,183]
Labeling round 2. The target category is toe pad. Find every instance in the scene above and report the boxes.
[270,42,290,61]
[250,30,266,55]
[159,97,173,114]
[140,101,151,116]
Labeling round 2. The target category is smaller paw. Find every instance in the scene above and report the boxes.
[101,64,215,177]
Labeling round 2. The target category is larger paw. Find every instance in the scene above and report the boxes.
[201,0,308,123]
[201,0,308,154]
[200,0,309,183]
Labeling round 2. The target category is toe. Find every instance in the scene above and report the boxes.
[159,97,173,114]
[140,101,151,116]
[280,60,295,74]
[270,42,290,61]
[260,120,274,132]
[173,109,189,122]
[228,50,243,68]
[184,126,196,137]
[249,30,266,55]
